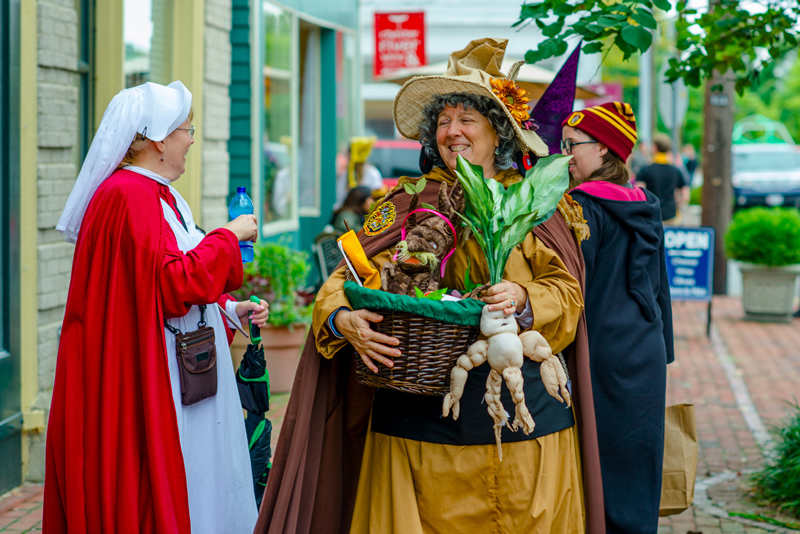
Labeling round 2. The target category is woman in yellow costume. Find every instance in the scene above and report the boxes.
[256,38,606,534]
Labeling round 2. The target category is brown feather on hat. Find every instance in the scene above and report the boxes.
[393,38,549,157]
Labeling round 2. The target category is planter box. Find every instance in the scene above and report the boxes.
[231,324,309,393]
[738,262,800,323]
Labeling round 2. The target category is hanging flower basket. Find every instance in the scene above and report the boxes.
[344,281,484,396]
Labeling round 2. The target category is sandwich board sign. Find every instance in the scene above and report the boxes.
[663,226,715,335]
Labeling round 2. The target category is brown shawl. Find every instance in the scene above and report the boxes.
[254,171,605,534]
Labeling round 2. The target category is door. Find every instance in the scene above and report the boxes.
[0,0,23,495]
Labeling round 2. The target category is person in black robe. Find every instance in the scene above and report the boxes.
[562,102,675,533]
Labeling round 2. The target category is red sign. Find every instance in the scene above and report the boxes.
[374,12,426,78]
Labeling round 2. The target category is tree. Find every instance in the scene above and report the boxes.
[516,0,800,293]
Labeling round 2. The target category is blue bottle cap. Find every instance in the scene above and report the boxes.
[237,187,246,193]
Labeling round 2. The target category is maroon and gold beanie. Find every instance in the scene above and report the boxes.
[562,102,637,161]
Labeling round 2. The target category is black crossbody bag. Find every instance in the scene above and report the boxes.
[165,305,218,405]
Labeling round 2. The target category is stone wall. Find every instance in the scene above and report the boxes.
[30,0,80,481]
[202,0,233,230]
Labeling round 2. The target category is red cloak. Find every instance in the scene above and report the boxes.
[43,170,243,534]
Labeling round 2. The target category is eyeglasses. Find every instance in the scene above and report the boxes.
[175,126,196,138]
[560,139,597,154]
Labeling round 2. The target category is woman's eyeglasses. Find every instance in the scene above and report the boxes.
[560,139,597,154]
[175,126,196,138]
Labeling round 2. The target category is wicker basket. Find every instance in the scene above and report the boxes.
[344,282,484,396]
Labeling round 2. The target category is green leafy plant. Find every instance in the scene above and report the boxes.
[750,401,800,519]
[233,240,314,327]
[689,186,702,206]
[515,0,800,95]
[724,207,800,267]
[453,154,571,285]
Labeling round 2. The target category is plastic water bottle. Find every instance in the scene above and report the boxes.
[229,187,254,263]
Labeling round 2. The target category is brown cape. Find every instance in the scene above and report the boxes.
[254,173,605,534]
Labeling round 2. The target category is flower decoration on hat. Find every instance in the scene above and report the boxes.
[490,77,531,125]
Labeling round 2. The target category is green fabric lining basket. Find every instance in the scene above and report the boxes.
[343,281,485,396]
[343,282,484,326]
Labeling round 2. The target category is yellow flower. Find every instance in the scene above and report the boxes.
[490,78,531,124]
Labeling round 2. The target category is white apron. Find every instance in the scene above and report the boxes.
[130,166,257,534]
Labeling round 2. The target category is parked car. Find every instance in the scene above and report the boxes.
[731,115,800,210]
[732,144,800,209]
[370,139,423,189]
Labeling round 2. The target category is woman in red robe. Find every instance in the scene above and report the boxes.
[44,81,266,534]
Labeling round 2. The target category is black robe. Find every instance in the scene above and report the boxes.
[571,182,674,534]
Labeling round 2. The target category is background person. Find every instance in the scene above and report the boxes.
[330,185,374,234]
[334,137,384,210]
[45,81,266,534]
[562,102,674,533]
[636,133,689,224]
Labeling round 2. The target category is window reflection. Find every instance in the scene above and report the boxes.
[124,0,172,87]
[262,2,292,225]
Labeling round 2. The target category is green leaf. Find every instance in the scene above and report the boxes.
[632,8,658,29]
[526,154,572,223]
[464,258,481,293]
[403,183,416,196]
[614,32,637,60]
[583,41,604,54]
[542,19,565,37]
[653,0,671,11]
[415,287,425,299]
[424,287,448,301]
[415,177,427,193]
[621,24,653,52]
[420,202,436,211]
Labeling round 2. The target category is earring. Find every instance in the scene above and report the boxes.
[495,148,499,155]
[161,157,164,162]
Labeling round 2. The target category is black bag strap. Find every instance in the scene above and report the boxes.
[164,304,209,335]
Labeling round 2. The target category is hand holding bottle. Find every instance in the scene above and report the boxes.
[223,214,258,242]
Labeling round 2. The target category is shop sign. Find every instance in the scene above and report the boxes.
[583,82,623,108]
[374,12,425,78]
[664,226,715,302]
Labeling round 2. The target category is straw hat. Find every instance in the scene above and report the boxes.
[393,37,548,157]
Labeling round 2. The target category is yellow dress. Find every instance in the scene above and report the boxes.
[312,168,586,533]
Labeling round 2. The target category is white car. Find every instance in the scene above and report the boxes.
[732,144,800,209]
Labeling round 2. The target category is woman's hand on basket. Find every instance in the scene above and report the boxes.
[481,280,527,315]
[334,309,400,373]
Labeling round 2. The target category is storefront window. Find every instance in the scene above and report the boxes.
[262,2,293,227]
[123,0,172,88]
[335,32,356,178]
[74,0,92,167]
[297,24,320,215]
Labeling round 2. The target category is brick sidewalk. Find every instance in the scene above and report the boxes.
[0,484,42,532]
[3,297,797,532]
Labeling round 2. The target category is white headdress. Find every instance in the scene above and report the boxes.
[56,81,192,243]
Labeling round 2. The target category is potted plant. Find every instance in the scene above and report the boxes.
[231,240,314,392]
[725,207,800,322]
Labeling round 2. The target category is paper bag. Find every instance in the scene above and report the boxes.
[659,403,698,516]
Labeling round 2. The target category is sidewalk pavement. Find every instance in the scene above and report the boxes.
[2,296,797,533]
